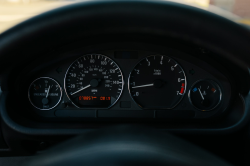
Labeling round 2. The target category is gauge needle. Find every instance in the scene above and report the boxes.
[71,84,91,95]
[198,88,204,100]
[46,86,50,98]
[132,83,154,88]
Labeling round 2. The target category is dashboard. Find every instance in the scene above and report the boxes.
[13,43,234,122]
[1,1,250,165]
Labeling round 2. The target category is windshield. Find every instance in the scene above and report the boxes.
[0,0,249,34]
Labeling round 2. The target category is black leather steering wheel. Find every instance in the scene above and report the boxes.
[1,0,249,165]
[24,125,231,166]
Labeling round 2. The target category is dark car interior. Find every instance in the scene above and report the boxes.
[0,0,250,165]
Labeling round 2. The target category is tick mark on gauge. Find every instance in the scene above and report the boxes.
[174,64,178,67]
[168,59,171,62]
[161,56,163,60]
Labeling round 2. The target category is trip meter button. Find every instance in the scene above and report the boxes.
[128,55,186,109]
[64,54,124,108]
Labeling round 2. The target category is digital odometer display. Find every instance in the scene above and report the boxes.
[64,54,123,108]
[128,55,186,109]
[78,96,111,107]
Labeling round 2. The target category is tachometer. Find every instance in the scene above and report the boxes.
[64,54,124,108]
[128,55,186,109]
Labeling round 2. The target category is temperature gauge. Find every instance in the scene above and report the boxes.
[188,80,222,111]
[28,77,62,110]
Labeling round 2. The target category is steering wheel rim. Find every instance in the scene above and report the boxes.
[0,1,249,165]
[0,0,250,72]
[24,125,231,166]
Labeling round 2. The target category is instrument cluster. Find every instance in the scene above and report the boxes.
[24,49,232,119]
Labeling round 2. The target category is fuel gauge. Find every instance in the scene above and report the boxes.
[188,80,222,111]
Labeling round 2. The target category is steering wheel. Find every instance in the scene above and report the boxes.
[1,1,249,165]
[25,126,230,166]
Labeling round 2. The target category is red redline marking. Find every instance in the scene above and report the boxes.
[180,88,184,94]
[180,83,185,94]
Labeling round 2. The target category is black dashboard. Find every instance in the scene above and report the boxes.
[4,41,244,129]
[0,0,249,135]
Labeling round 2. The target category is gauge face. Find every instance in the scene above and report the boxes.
[64,54,124,108]
[189,80,222,111]
[128,55,186,109]
[28,77,62,110]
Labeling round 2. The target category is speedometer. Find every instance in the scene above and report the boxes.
[64,54,124,108]
[128,55,186,109]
